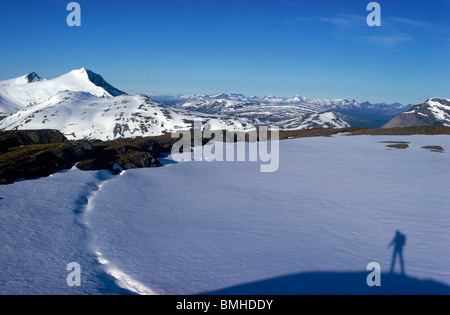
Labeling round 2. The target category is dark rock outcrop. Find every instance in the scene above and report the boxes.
[0,140,95,184]
[0,129,68,153]
[76,145,161,173]
[0,131,182,184]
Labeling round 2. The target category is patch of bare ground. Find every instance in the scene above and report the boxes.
[422,146,445,153]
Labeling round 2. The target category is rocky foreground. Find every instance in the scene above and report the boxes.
[0,130,180,185]
[1,126,449,185]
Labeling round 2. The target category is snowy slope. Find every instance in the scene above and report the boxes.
[273,111,350,130]
[0,72,45,86]
[88,135,450,295]
[0,168,134,295]
[383,98,450,128]
[0,68,125,118]
[0,135,449,295]
[0,91,254,140]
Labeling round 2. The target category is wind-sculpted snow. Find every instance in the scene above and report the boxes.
[0,168,133,294]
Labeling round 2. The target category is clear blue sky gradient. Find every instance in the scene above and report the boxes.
[0,0,449,104]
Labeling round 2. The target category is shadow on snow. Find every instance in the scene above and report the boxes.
[201,272,450,295]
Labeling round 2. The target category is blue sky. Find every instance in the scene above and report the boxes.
[0,0,449,104]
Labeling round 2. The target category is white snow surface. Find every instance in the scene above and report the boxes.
[427,99,450,126]
[0,135,449,294]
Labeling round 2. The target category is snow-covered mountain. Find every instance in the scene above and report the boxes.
[382,98,450,128]
[0,72,45,86]
[273,111,350,130]
[0,68,125,119]
[151,93,409,128]
[0,91,254,141]
[0,69,258,140]
[166,98,316,123]
[150,93,308,106]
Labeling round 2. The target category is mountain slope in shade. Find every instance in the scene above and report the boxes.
[0,91,254,141]
[0,68,125,118]
[382,98,450,129]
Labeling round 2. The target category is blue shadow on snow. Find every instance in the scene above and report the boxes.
[201,272,450,295]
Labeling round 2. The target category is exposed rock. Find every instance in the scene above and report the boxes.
[382,98,450,129]
[76,146,161,173]
[422,146,444,153]
[0,131,183,184]
[382,112,441,129]
[0,140,95,184]
[0,129,67,153]
[386,143,409,150]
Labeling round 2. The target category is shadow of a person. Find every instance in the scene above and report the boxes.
[389,230,406,275]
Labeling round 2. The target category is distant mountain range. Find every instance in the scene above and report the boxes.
[0,68,446,140]
[150,93,411,128]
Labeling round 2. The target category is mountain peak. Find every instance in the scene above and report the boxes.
[63,68,126,97]
[0,72,44,86]
[212,93,229,99]
[428,97,450,103]
[25,72,42,83]
[66,67,88,76]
